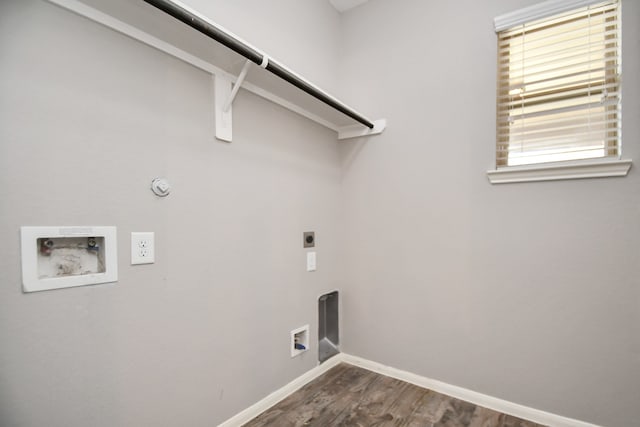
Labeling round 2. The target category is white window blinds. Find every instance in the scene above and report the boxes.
[496,0,621,167]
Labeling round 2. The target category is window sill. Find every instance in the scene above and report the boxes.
[486,159,632,184]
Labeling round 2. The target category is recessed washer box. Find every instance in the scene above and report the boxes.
[20,226,118,293]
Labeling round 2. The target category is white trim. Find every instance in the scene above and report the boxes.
[162,0,267,58]
[494,0,614,32]
[219,353,602,427]
[242,82,338,132]
[156,0,377,129]
[43,0,366,136]
[46,0,219,75]
[217,355,345,427]
[337,119,387,140]
[486,159,631,184]
[341,355,602,427]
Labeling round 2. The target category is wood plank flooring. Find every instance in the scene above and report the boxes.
[242,363,546,427]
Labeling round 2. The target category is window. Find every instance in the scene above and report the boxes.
[489,0,630,183]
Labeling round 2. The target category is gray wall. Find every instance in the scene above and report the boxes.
[0,1,342,426]
[338,1,640,426]
[180,0,342,93]
[2,0,639,426]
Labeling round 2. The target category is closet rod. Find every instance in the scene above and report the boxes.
[143,0,375,129]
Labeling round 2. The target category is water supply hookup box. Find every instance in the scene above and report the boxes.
[20,226,118,293]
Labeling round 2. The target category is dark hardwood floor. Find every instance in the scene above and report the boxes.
[242,363,546,427]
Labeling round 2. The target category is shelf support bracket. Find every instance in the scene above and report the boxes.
[224,60,252,112]
[214,74,233,142]
[215,60,253,142]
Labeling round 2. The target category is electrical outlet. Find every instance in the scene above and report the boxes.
[131,232,154,265]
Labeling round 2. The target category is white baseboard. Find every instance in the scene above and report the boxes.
[217,354,346,427]
[340,354,601,427]
[218,353,601,427]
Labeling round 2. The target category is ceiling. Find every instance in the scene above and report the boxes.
[329,0,369,13]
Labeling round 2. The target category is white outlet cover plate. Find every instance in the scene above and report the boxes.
[307,252,316,272]
[131,232,155,265]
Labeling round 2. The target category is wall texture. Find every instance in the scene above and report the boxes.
[0,1,342,426]
[338,1,640,426]
[2,0,639,426]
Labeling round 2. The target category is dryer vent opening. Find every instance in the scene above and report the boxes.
[318,291,339,363]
